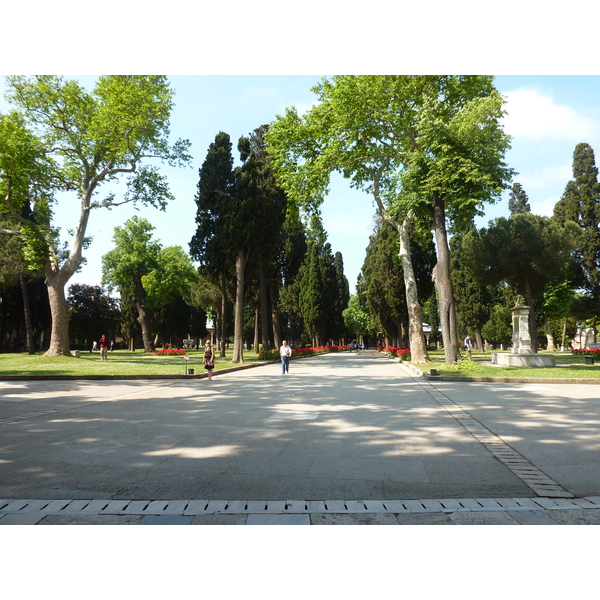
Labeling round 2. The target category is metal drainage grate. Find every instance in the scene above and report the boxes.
[2,497,600,517]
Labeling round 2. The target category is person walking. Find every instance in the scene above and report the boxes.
[99,335,109,361]
[463,334,473,360]
[203,340,215,380]
[280,340,292,374]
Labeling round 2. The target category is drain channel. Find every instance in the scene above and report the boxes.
[414,376,573,498]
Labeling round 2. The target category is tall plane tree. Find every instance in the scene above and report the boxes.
[266,76,512,364]
[1,76,191,356]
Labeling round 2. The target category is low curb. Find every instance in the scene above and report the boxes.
[0,360,270,381]
[394,356,600,385]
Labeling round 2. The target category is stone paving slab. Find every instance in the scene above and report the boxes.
[145,500,171,513]
[140,515,194,525]
[380,500,409,513]
[205,500,229,514]
[16,499,53,513]
[394,512,455,525]
[38,514,142,525]
[246,514,310,525]
[361,500,389,513]
[310,513,401,525]
[572,498,600,509]
[285,500,309,512]
[0,513,45,524]
[160,500,191,515]
[39,499,73,514]
[101,500,132,514]
[79,500,111,514]
[191,514,247,525]
[183,500,210,515]
[507,510,561,525]
[120,500,149,514]
[543,509,600,525]
[449,511,521,525]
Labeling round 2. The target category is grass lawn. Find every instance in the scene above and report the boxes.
[420,349,600,379]
[0,349,267,377]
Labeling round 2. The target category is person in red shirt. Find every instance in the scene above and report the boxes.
[99,335,109,361]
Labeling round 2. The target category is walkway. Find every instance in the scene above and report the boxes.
[2,351,600,524]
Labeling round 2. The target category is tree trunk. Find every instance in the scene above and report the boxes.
[561,317,568,351]
[396,215,429,364]
[432,192,460,364]
[19,272,36,355]
[270,280,282,350]
[44,271,72,357]
[253,305,260,353]
[133,275,154,352]
[232,248,247,363]
[371,177,427,363]
[258,261,270,350]
[545,316,555,351]
[219,272,227,358]
[474,328,484,353]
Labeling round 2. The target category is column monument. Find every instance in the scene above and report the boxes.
[491,296,556,367]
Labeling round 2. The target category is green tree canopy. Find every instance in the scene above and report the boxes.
[463,213,581,351]
[266,75,513,364]
[1,75,191,356]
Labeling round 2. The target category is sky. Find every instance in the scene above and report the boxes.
[3,74,600,295]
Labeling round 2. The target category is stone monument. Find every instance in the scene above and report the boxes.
[491,295,556,367]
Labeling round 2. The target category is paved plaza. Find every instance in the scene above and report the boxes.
[1,351,600,525]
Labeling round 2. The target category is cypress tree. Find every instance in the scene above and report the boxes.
[554,143,600,322]
[189,132,236,357]
[508,182,531,214]
[299,240,325,345]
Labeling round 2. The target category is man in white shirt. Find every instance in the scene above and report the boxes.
[464,334,473,360]
[280,340,292,374]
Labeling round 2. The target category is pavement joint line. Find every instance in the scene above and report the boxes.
[3,497,600,517]
[400,363,575,499]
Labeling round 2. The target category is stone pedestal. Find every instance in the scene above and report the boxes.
[491,352,555,367]
[491,296,556,368]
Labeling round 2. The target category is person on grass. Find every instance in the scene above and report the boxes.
[99,335,109,361]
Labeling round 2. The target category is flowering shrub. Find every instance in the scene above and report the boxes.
[155,348,187,355]
[378,346,411,360]
[258,345,349,361]
[258,349,280,361]
[572,348,600,355]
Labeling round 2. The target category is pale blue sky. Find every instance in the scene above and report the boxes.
[3,74,600,291]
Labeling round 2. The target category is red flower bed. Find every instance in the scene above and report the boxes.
[155,348,187,355]
[378,346,411,359]
[572,348,600,355]
[258,345,349,361]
